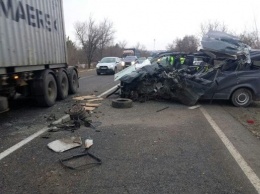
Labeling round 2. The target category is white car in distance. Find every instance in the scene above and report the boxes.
[96,57,121,75]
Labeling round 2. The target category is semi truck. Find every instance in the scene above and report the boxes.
[122,48,140,58]
[0,0,78,113]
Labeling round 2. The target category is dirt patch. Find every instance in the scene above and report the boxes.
[223,102,260,139]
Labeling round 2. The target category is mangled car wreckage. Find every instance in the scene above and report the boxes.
[116,31,260,107]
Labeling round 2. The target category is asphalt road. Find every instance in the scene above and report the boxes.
[0,69,260,193]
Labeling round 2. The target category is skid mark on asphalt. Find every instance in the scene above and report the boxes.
[200,107,260,193]
[0,85,119,161]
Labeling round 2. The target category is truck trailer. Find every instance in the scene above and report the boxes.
[0,0,78,112]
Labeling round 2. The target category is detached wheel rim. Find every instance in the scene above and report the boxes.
[235,92,249,105]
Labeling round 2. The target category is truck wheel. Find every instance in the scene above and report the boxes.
[112,98,133,108]
[231,88,252,107]
[37,72,57,107]
[69,69,78,94]
[57,69,69,100]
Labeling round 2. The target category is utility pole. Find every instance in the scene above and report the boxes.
[253,14,259,47]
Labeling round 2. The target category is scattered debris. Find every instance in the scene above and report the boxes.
[188,105,201,110]
[48,126,59,132]
[41,133,52,139]
[73,95,97,101]
[51,115,70,126]
[47,137,82,152]
[59,150,102,170]
[85,139,93,148]
[111,98,133,108]
[83,103,101,107]
[45,113,57,122]
[84,107,96,111]
[72,95,103,112]
[156,106,169,112]
[87,98,103,103]
[68,104,88,120]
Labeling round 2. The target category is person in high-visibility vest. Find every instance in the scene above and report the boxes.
[169,56,175,66]
[180,56,186,65]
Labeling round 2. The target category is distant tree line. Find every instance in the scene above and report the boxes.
[67,17,260,67]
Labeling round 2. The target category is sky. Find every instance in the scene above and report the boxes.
[63,0,260,50]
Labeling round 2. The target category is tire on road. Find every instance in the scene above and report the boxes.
[57,69,69,100]
[231,88,253,107]
[68,69,79,94]
[111,98,133,108]
[36,71,57,107]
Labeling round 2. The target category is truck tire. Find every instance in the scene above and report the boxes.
[37,72,57,107]
[69,69,78,94]
[57,69,69,100]
[112,98,133,108]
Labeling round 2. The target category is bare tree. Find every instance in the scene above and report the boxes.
[118,40,127,49]
[166,36,199,52]
[239,30,260,48]
[166,40,177,51]
[98,18,115,58]
[134,42,146,51]
[74,16,115,68]
[200,20,229,36]
[66,37,79,65]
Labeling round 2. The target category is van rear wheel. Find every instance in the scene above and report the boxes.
[231,88,252,107]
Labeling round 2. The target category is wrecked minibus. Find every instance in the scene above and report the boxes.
[116,31,260,107]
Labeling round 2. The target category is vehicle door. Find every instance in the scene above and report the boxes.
[211,60,240,99]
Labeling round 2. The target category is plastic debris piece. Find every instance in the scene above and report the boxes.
[85,139,93,148]
[47,137,82,152]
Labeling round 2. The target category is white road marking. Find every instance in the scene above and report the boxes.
[200,107,260,193]
[0,127,49,161]
[97,84,119,98]
[0,85,119,161]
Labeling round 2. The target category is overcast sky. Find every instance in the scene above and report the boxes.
[63,0,260,50]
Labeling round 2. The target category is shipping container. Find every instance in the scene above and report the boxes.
[0,0,67,70]
[0,0,78,112]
